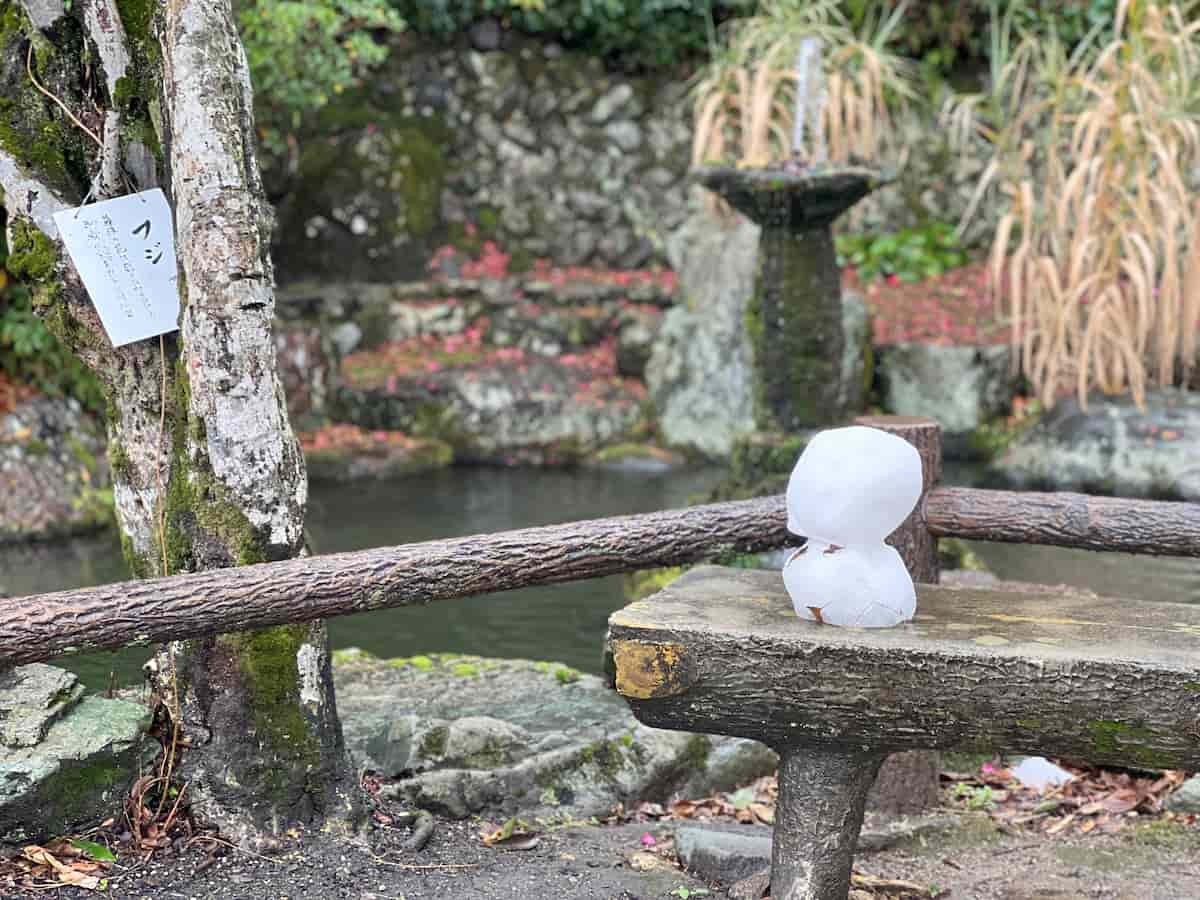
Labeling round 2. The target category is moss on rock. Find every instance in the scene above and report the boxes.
[938,537,989,573]
[274,93,453,283]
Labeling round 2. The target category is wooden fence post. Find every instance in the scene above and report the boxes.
[855,414,942,814]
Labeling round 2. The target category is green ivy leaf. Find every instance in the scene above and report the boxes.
[70,839,117,862]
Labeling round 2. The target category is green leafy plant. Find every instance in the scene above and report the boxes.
[952,781,997,810]
[0,216,104,411]
[836,222,968,282]
[238,0,406,152]
[670,888,711,899]
[393,0,753,69]
[841,0,1120,81]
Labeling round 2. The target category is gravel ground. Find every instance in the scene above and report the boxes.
[6,808,1200,899]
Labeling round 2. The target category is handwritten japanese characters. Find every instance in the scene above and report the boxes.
[53,189,180,347]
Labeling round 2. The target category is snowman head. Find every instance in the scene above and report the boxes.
[782,426,923,628]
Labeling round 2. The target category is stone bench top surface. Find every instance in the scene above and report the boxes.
[611,566,1200,670]
[607,566,1200,769]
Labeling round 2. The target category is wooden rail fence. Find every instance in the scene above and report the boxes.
[1,485,1198,668]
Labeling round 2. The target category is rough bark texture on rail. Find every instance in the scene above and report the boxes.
[609,567,1200,771]
[0,497,790,667]
[927,487,1200,556]
[6,484,1200,665]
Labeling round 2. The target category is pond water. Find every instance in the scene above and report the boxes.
[2,463,1197,691]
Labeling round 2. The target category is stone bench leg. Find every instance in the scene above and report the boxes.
[772,746,887,900]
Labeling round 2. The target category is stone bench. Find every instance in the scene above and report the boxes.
[606,565,1200,900]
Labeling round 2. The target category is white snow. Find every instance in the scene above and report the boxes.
[782,426,924,628]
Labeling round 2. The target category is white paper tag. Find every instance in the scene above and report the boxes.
[52,188,180,348]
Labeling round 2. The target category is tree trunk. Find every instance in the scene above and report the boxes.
[0,0,358,842]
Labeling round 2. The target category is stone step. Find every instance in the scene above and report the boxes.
[333,356,646,465]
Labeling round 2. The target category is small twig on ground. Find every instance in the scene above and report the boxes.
[193,836,287,865]
[368,850,477,871]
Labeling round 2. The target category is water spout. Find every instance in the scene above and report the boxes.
[792,36,826,164]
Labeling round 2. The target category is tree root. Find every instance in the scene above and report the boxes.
[391,810,435,852]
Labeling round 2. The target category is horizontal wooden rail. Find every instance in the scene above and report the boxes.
[0,496,788,667]
[1,487,1198,667]
[926,487,1200,557]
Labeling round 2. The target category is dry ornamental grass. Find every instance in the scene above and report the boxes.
[690,0,915,173]
[946,0,1200,408]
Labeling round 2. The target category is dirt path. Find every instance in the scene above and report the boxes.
[7,809,1200,900]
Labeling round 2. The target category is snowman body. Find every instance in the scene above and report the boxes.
[782,426,923,628]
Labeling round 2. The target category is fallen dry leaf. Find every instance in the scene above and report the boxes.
[21,845,103,891]
[480,817,540,851]
[493,833,540,851]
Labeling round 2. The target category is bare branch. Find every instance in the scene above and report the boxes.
[81,0,133,196]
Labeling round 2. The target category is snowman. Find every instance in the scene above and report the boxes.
[782,425,923,628]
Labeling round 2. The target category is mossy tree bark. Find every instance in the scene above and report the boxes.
[0,0,359,842]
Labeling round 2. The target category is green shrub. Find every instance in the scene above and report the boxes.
[390,1,1121,75]
[392,0,754,68]
[238,0,406,152]
[0,212,103,411]
[844,1,1120,80]
[836,222,968,282]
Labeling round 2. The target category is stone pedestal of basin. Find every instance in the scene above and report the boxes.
[695,165,891,430]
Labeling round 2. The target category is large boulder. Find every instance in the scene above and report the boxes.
[878,343,1012,444]
[333,651,777,821]
[0,666,153,845]
[992,389,1200,499]
[0,395,109,544]
[645,196,759,459]
[647,193,872,460]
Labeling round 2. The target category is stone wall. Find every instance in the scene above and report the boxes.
[262,36,1011,468]
[269,37,694,284]
[266,36,995,288]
